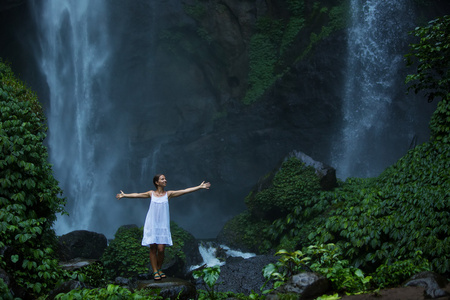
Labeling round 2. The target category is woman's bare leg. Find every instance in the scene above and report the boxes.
[149,244,159,277]
[157,244,166,277]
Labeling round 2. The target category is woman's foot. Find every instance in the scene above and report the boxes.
[158,269,166,279]
[152,271,162,281]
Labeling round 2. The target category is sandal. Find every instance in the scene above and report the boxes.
[158,269,166,278]
[152,271,162,281]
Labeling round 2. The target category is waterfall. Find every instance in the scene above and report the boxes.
[30,1,122,236]
[332,0,416,179]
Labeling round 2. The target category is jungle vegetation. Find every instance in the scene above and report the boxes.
[0,11,449,300]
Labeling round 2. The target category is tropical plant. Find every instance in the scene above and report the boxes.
[245,157,322,220]
[406,15,450,143]
[373,251,431,288]
[405,15,450,103]
[262,249,310,291]
[68,261,107,287]
[310,148,450,273]
[193,265,221,300]
[0,60,66,297]
[263,244,371,295]
[101,226,150,279]
[55,284,163,300]
[218,211,272,254]
[306,244,372,293]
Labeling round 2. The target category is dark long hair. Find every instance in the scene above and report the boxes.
[153,174,164,188]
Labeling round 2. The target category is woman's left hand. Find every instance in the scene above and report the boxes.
[200,181,211,189]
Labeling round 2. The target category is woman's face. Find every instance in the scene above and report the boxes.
[156,175,167,187]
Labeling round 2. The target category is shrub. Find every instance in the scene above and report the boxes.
[308,138,450,273]
[262,244,371,294]
[373,251,431,288]
[55,284,163,299]
[265,189,332,251]
[0,60,66,297]
[245,157,322,220]
[101,226,153,279]
[218,212,272,254]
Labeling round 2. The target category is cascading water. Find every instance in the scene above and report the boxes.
[30,1,123,236]
[332,0,417,179]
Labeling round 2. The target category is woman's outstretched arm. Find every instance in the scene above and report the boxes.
[116,190,152,200]
[168,181,211,199]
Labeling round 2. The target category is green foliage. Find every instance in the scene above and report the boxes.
[306,244,371,293]
[309,139,450,273]
[0,278,20,300]
[55,284,162,300]
[405,15,450,103]
[262,244,371,295]
[263,249,310,290]
[0,60,66,297]
[265,190,331,251]
[101,226,150,279]
[429,97,450,143]
[184,1,206,21]
[101,222,193,279]
[219,212,272,253]
[406,15,450,143]
[246,157,322,220]
[244,0,348,104]
[315,294,341,300]
[244,19,282,105]
[373,251,431,288]
[193,265,221,300]
[69,262,107,287]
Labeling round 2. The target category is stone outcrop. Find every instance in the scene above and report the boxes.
[266,272,329,300]
[288,150,337,191]
[133,277,197,300]
[405,271,450,299]
[57,230,108,261]
[193,254,278,295]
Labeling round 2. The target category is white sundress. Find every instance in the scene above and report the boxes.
[141,192,173,246]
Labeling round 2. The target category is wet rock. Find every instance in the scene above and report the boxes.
[266,272,329,300]
[197,254,277,295]
[136,277,196,300]
[405,271,449,299]
[115,276,129,286]
[288,151,337,191]
[59,258,100,271]
[46,280,87,300]
[58,230,107,260]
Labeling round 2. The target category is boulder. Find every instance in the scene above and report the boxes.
[59,258,101,271]
[288,151,337,191]
[405,271,449,299]
[266,272,330,300]
[213,254,278,295]
[58,230,107,260]
[46,280,87,300]
[135,277,196,300]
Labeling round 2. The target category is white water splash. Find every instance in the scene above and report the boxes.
[190,244,256,270]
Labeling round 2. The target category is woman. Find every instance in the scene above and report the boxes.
[116,174,211,280]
